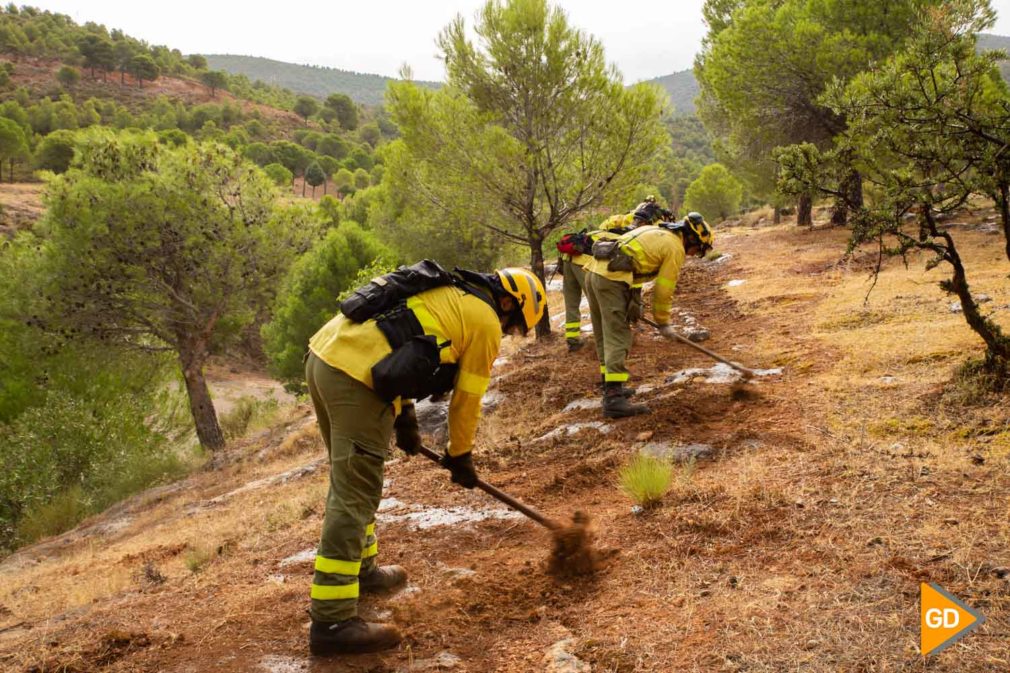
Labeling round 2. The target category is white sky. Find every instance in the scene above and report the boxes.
[20,0,1010,83]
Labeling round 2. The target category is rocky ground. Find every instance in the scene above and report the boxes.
[3,206,1010,672]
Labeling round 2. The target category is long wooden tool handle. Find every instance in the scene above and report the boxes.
[417,446,558,530]
[641,317,757,378]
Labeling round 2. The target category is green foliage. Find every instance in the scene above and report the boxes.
[262,222,391,384]
[684,163,743,221]
[219,396,281,440]
[127,53,159,87]
[775,0,1010,365]
[200,70,228,97]
[333,166,354,194]
[55,64,78,88]
[202,54,439,107]
[186,54,207,70]
[388,0,667,335]
[293,95,319,122]
[695,0,941,205]
[37,130,319,448]
[0,115,28,180]
[618,454,673,508]
[352,166,370,190]
[263,161,293,186]
[33,128,75,172]
[305,161,326,192]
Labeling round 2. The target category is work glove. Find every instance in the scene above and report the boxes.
[657,324,678,340]
[393,404,421,456]
[626,288,643,324]
[440,451,478,489]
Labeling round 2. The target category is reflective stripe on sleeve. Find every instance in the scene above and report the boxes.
[311,582,359,600]
[457,370,490,396]
[315,556,362,576]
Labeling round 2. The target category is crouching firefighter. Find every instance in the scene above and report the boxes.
[303,261,546,656]
[582,212,713,418]
[557,197,673,352]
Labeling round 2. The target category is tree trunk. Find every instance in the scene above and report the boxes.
[529,233,551,338]
[120,69,125,85]
[773,206,782,224]
[323,180,327,196]
[831,170,864,226]
[998,180,1010,263]
[830,202,847,226]
[178,342,225,451]
[301,176,307,197]
[797,195,813,227]
[947,240,1010,362]
[8,159,12,183]
[311,185,316,198]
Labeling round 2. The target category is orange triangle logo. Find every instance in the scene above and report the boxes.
[921,583,985,656]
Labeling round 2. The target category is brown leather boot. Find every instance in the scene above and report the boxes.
[602,384,649,418]
[309,617,402,656]
[359,564,407,594]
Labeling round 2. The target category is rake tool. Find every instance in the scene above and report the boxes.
[641,316,757,380]
[417,445,599,576]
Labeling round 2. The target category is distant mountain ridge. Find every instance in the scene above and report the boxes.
[209,33,1010,112]
[204,55,439,106]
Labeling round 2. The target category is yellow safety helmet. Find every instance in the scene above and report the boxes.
[496,267,546,334]
[685,212,714,255]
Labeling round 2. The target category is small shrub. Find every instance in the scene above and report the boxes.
[16,486,90,543]
[945,355,1010,407]
[184,546,213,573]
[618,454,673,508]
[219,396,280,440]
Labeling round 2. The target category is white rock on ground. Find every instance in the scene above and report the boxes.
[544,638,591,673]
[402,651,463,671]
[534,422,612,443]
[640,441,715,463]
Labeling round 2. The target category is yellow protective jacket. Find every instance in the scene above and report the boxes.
[583,225,686,325]
[563,212,638,267]
[309,285,501,456]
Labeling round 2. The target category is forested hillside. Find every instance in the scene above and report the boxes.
[204,55,441,106]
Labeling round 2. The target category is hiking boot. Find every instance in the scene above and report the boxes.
[567,340,584,353]
[602,385,649,418]
[598,377,636,397]
[309,617,402,656]
[359,564,407,594]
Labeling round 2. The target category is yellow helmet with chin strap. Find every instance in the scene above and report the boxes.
[496,268,546,334]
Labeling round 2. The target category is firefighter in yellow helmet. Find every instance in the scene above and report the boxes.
[583,212,713,417]
[304,264,545,656]
[558,197,672,352]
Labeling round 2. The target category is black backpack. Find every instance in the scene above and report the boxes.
[340,259,458,323]
[339,260,498,403]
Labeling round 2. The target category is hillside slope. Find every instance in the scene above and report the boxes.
[204,55,440,106]
[3,207,1010,671]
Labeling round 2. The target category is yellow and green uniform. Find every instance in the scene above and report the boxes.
[583,226,686,383]
[305,285,501,622]
[560,213,638,344]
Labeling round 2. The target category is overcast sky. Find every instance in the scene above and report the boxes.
[21,0,1010,83]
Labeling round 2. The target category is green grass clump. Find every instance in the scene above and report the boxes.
[220,396,281,440]
[185,546,214,573]
[619,454,674,508]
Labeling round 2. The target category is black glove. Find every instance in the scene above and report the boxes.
[626,288,643,324]
[440,452,478,489]
[393,404,421,456]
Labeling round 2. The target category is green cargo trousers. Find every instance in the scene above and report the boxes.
[305,352,393,623]
[585,271,634,384]
[562,258,587,344]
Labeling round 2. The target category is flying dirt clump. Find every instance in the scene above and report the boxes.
[547,511,601,577]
